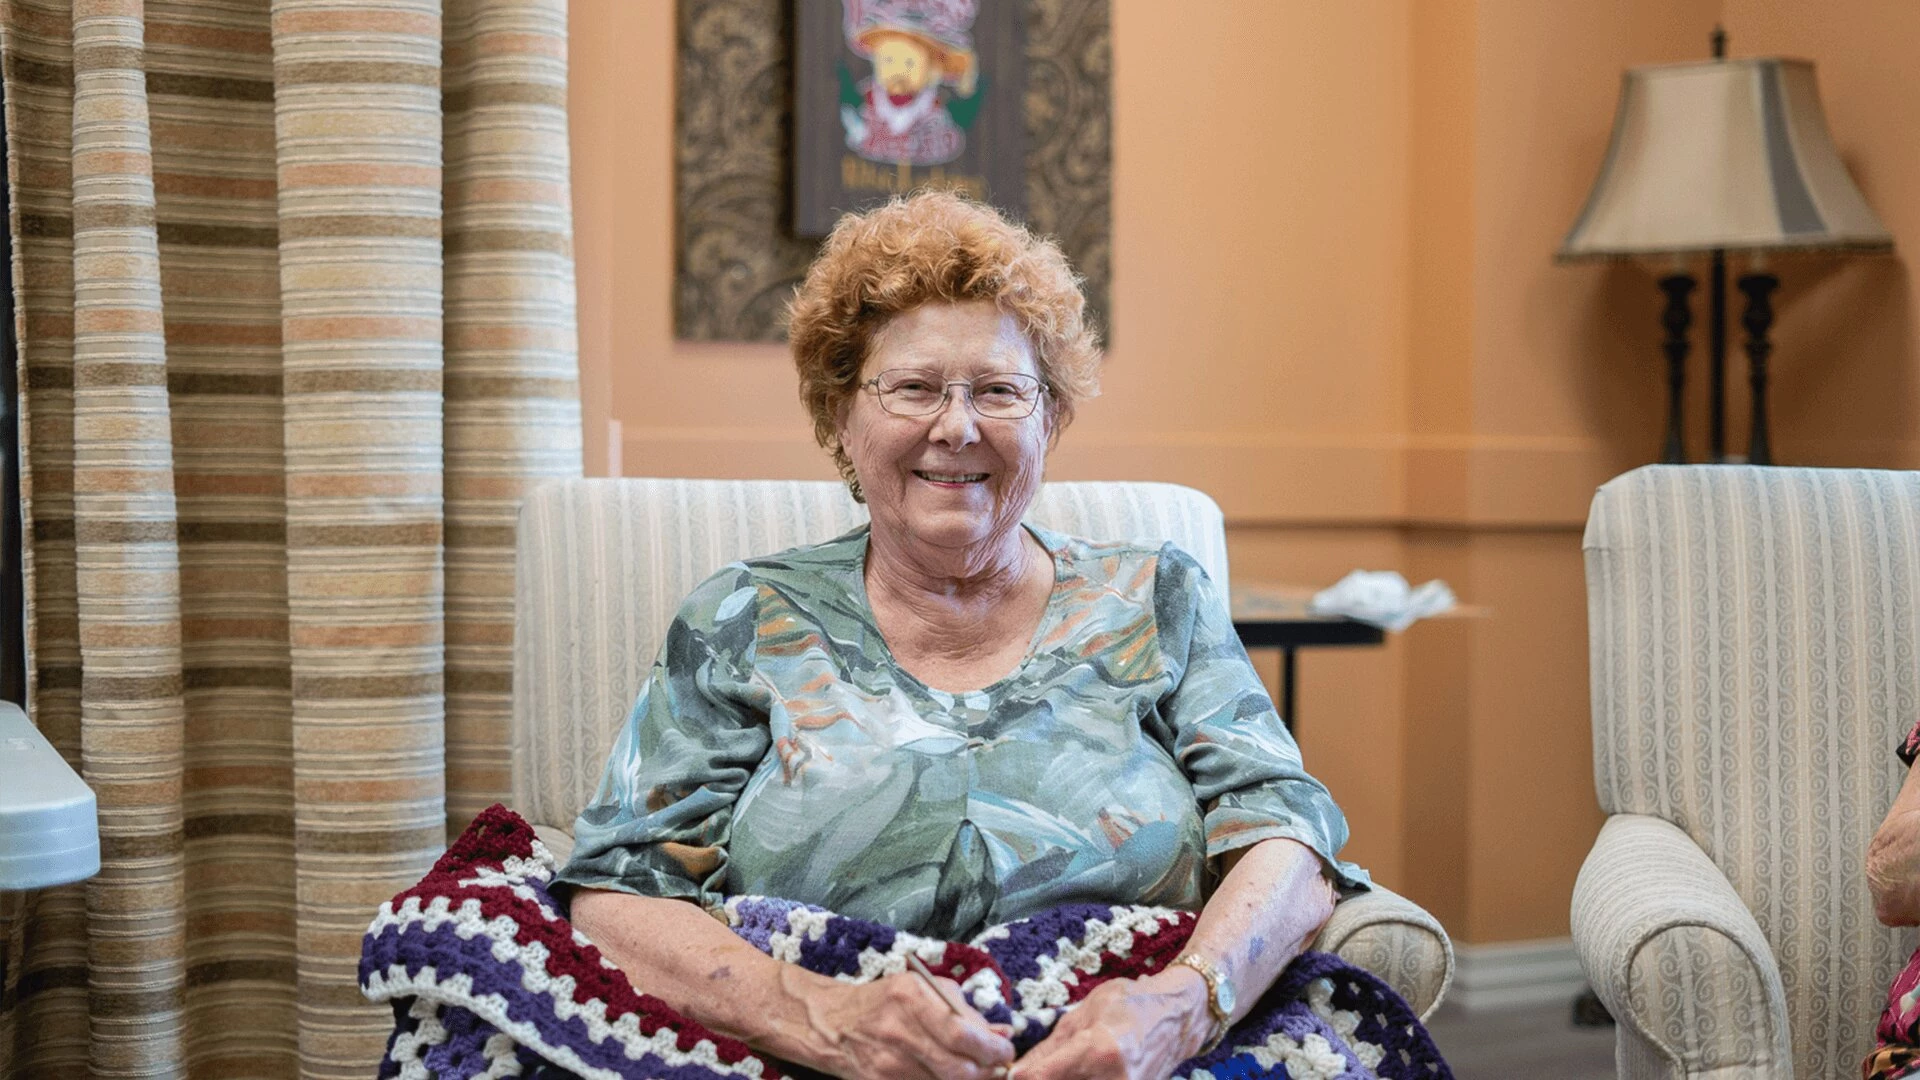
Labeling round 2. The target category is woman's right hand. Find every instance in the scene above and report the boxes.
[800,970,1015,1080]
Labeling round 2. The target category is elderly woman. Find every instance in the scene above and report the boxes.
[555,192,1368,1080]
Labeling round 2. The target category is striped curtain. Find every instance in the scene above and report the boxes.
[0,0,582,1076]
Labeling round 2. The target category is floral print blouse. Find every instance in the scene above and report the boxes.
[553,523,1368,939]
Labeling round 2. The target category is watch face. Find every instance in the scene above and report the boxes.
[1214,976,1237,1017]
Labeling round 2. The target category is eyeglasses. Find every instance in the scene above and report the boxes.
[860,369,1048,420]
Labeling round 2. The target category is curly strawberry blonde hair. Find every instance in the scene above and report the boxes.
[788,190,1102,501]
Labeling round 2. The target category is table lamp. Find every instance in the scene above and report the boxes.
[0,700,99,890]
[1558,34,1893,464]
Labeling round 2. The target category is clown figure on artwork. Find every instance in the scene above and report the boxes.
[840,0,979,166]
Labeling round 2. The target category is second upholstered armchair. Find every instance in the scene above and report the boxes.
[1574,465,1920,1079]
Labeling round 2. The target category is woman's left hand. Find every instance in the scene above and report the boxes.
[1010,968,1213,1080]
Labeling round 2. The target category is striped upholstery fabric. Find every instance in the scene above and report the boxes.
[1578,466,1920,1079]
[512,477,1453,1016]
[0,2,580,1075]
[1574,815,1790,1078]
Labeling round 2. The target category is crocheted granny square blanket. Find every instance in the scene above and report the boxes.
[360,806,1452,1080]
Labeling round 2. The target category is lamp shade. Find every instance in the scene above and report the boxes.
[1559,58,1893,260]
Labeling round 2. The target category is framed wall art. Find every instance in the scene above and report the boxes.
[676,0,1109,343]
[792,0,1026,237]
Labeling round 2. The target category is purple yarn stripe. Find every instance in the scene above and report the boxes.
[1178,989,1366,1080]
[972,902,1113,981]
[1318,956,1454,1080]
[365,922,738,1080]
[726,896,820,955]
[1276,950,1353,993]
[377,998,421,1078]
[795,916,900,978]
[423,1004,510,1077]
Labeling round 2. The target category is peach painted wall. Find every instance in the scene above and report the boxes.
[568,0,1919,944]
[1425,0,1727,944]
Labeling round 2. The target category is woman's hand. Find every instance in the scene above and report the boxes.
[570,891,1011,1078]
[1009,969,1213,1080]
[801,969,1016,1080]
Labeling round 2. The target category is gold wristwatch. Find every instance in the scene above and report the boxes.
[1172,953,1236,1054]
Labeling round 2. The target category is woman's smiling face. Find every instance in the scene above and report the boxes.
[837,300,1052,565]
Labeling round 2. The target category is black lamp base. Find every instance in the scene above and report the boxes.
[1657,274,1696,465]
[1738,272,1779,466]
[1648,268,1781,468]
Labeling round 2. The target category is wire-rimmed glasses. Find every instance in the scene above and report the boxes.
[860,369,1047,420]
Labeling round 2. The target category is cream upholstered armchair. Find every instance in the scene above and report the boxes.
[511,477,1454,1017]
[1574,465,1920,1079]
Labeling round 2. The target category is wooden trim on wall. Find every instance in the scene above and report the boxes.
[1048,434,1405,525]
[618,428,1662,529]
[1403,435,1644,530]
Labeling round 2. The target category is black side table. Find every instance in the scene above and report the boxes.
[1229,583,1386,731]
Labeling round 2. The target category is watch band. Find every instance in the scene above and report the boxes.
[1172,954,1231,1054]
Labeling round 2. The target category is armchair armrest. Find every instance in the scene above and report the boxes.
[1313,883,1454,1020]
[1571,814,1791,1080]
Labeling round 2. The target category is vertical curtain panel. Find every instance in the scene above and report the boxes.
[0,0,582,1075]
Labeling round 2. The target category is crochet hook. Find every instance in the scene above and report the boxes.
[905,952,972,1016]
[904,954,1012,1078]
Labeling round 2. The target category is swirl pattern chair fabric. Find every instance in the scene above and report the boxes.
[511,477,1453,1017]
[1576,465,1920,1079]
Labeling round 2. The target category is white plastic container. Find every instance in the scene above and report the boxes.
[0,700,100,889]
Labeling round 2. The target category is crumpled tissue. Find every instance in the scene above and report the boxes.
[1310,570,1456,632]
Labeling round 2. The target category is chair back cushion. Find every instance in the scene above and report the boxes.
[1585,464,1920,1077]
[512,478,1230,835]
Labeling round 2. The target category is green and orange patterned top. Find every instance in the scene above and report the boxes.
[554,523,1368,938]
